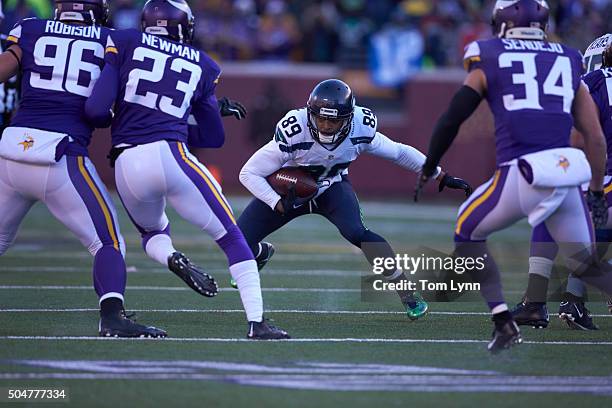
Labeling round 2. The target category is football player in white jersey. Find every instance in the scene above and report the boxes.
[238,79,472,319]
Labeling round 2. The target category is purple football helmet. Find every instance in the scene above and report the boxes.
[141,0,195,44]
[54,0,109,26]
[492,0,549,39]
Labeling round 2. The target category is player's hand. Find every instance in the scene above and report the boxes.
[587,189,608,229]
[439,174,473,197]
[276,185,315,215]
[218,97,247,120]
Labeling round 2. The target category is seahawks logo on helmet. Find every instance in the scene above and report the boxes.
[306,79,355,151]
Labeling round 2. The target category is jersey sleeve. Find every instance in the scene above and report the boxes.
[272,109,307,157]
[569,47,585,92]
[239,140,291,210]
[198,52,221,100]
[103,31,123,68]
[6,22,23,46]
[463,41,483,72]
[351,106,378,143]
[361,131,441,176]
[188,95,225,148]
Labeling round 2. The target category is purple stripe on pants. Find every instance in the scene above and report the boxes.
[66,156,126,298]
[66,156,118,247]
[456,166,510,241]
[168,142,235,230]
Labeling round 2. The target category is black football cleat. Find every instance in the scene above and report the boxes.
[488,318,522,354]
[99,310,167,338]
[255,242,275,270]
[558,301,599,331]
[168,252,218,297]
[511,301,549,328]
[247,318,290,340]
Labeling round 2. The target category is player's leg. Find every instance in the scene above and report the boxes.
[314,178,427,319]
[511,224,556,328]
[165,141,289,338]
[542,187,612,330]
[115,143,217,297]
[0,158,36,255]
[46,155,165,337]
[454,166,526,352]
[238,197,310,268]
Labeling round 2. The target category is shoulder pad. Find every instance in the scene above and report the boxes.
[463,41,482,72]
[350,106,377,144]
[274,108,308,147]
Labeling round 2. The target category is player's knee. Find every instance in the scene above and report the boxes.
[216,224,254,265]
[88,238,126,258]
[342,227,376,247]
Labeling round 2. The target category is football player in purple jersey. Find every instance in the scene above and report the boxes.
[84,0,289,340]
[0,0,166,338]
[415,0,612,353]
[513,33,612,330]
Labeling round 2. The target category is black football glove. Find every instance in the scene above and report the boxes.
[586,189,608,229]
[218,97,247,120]
[278,185,316,214]
[439,173,473,197]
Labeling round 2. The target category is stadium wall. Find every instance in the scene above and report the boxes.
[89,63,496,201]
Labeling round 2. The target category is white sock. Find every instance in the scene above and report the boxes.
[230,260,263,322]
[528,256,553,279]
[145,234,176,266]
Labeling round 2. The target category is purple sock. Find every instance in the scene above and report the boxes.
[93,246,127,298]
[216,225,255,266]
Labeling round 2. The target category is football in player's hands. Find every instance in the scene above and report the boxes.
[266,167,318,199]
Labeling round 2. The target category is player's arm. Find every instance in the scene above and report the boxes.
[421,69,485,178]
[239,140,290,211]
[0,45,21,83]
[363,131,442,176]
[84,63,119,128]
[364,132,472,196]
[188,94,225,148]
[413,69,484,200]
[84,36,120,128]
[572,81,606,192]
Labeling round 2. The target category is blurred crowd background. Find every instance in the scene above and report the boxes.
[2,0,612,86]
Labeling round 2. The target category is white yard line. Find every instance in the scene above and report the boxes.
[0,308,610,318]
[0,285,361,293]
[1,336,612,345]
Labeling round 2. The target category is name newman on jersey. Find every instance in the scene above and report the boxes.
[240,105,441,210]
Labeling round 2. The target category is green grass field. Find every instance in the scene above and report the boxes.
[1,197,611,407]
